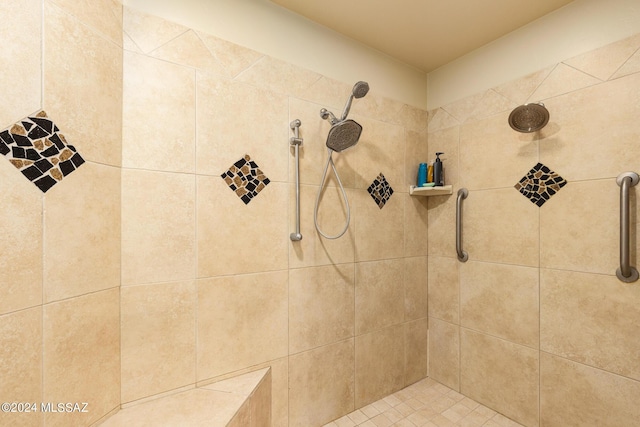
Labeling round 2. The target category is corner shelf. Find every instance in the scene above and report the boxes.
[409,185,453,196]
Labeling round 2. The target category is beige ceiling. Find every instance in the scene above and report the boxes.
[269,0,574,72]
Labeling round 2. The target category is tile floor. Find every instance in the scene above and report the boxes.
[323,378,525,427]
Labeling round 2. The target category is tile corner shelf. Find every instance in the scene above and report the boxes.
[409,185,453,196]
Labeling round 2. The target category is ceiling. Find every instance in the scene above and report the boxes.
[269,0,574,73]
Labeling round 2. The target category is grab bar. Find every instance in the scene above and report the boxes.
[290,119,303,241]
[616,172,639,282]
[456,188,469,262]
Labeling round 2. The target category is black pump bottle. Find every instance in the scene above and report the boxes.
[433,152,444,186]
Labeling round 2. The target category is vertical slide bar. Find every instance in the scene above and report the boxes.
[456,188,469,262]
[290,120,303,241]
[616,172,639,282]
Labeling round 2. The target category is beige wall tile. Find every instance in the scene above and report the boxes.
[541,268,640,380]
[428,256,459,323]
[121,281,196,403]
[405,128,429,189]
[404,256,428,321]
[197,272,288,380]
[44,162,120,302]
[123,6,188,54]
[355,324,405,407]
[50,0,122,46]
[0,163,42,315]
[400,104,429,134]
[459,113,538,191]
[529,63,601,102]
[289,264,355,354]
[0,308,43,427]
[612,48,640,79]
[123,51,196,173]
[0,0,41,128]
[540,352,640,427]
[404,194,429,257]
[235,55,321,99]
[428,317,459,391]
[355,259,405,335]
[539,73,640,182]
[44,2,122,166]
[493,66,555,105]
[289,183,355,268]
[428,195,456,258]
[353,117,405,191]
[197,31,264,78]
[122,169,195,285]
[197,176,287,277]
[563,33,640,82]
[465,90,515,123]
[460,329,539,427]
[464,188,539,267]
[150,30,229,75]
[443,91,487,124]
[460,261,539,348]
[354,189,404,261]
[196,72,288,181]
[428,108,460,133]
[404,318,428,385]
[289,339,355,427]
[43,289,120,427]
[540,179,618,274]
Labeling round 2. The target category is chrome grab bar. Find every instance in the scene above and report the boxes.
[616,172,639,282]
[456,188,469,262]
[290,119,303,241]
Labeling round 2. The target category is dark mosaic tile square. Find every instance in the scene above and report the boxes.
[367,172,394,209]
[0,111,84,193]
[515,162,567,206]
[221,154,270,205]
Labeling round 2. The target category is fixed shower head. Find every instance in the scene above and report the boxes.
[326,119,362,152]
[341,81,370,120]
[508,102,549,133]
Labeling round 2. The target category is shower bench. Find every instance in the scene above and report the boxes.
[99,367,271,426]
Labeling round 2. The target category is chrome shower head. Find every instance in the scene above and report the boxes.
[352,81,370,99]
[508,102,549,133]
[341,81,370,120]
[326,119,362,152]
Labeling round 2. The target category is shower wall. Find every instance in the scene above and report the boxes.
[120,6,428,427]
[0,0,122,427]
[0,1,428,426]
[427,33,640,427]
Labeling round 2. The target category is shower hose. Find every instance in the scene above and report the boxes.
[314,148,351,239]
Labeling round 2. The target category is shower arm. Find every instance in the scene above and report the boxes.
[289,119,303,241]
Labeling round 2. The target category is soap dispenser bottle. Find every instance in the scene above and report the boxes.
[433,152,444,186]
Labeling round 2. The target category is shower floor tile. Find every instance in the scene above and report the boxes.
[323,378,524,427]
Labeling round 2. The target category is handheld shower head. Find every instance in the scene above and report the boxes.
[341,81,370,120]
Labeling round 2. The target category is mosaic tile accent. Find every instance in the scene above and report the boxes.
[515,162,567,206]
[221,154,270,204]
[0,111,84,193]
[367,173,394,209]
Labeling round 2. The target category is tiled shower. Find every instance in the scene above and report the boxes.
[0,1,639,427]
